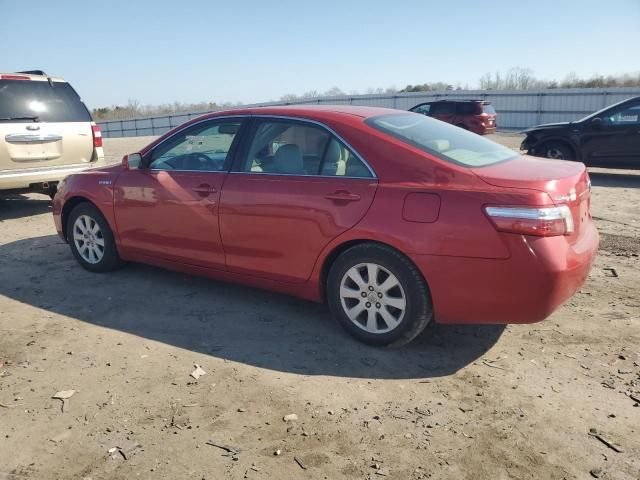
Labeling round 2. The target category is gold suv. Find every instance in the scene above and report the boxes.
[0,70,104,198]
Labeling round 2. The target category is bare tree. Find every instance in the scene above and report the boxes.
[324,86,345,97]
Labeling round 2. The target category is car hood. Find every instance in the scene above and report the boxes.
[471,154,587,198]
[521,121,571,134]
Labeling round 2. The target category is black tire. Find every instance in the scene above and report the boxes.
[327,243,433,347]
[537,141,575,161]
[66,202,123,273]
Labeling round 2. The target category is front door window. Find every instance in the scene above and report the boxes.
[149,121,242,171]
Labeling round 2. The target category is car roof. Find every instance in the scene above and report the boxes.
[140,105,411,156]
[202,104,404,121]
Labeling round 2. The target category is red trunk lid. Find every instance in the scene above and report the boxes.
[472,155,592,241]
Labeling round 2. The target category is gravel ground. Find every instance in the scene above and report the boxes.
[0,133,639,480]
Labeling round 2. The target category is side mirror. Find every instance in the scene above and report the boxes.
[590,117,604,129]
[122,153,142,169]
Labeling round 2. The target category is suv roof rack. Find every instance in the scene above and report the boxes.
[16,70,47,76]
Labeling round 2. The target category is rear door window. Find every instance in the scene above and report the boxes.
[238,119,374,177]
[240,120,330,174]
[0,79,91,123]
[429,102,456,115]
[319,137,373,178]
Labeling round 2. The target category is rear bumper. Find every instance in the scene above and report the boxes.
[472,125,496,135]
[411,222,599,324]
[0,158,106,191]
[468,125,496,135]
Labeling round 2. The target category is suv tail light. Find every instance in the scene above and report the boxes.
[484,205,574,237]
[0,74,31,80]
[91,122,103,148]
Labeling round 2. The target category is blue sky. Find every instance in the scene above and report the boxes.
[1,0,639,109]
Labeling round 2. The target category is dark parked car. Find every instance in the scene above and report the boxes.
[410,100,497,135]
[521,96,640,168]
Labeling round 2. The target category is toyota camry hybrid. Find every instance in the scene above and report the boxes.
[52,106,599,346]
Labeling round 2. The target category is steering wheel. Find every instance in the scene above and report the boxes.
[187,152,224,171]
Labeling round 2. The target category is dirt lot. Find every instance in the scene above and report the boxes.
[1,133,639,480]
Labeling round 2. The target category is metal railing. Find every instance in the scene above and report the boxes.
[98,87,640,138]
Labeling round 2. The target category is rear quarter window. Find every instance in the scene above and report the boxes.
[0,80,91,123]
[482,103,496,114]
[366,113,517,167]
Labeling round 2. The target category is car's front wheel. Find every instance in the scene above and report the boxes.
[327,243,433,346]
[66,202,123,272]
[537,141,575,161]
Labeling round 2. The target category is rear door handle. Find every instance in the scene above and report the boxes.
[193,184,217,197]
[324,191,361,202]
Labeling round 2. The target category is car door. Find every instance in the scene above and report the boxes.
[219,117,378,284]
[114,117,245,269]
[581,100,640,168]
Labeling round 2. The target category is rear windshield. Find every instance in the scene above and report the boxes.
[482,103,496,114]
[0,80,91,123]
[366,113,517,167]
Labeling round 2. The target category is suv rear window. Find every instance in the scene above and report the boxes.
[482,103,496,114]
[0,80,91,123]
[366,113,516,167]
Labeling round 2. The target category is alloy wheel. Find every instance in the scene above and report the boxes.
[546,147,565,159]
[73,215,105,264]
[339,262,406,334]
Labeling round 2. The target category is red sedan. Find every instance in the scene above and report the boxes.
[52,106,598,346]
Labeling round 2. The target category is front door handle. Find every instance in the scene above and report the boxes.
[193,184,217,197]
[324,191,361,202]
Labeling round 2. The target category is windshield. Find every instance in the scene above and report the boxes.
[0,80,91,123]
[366,113,517,167]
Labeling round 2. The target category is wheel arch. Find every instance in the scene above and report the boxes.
[318,239,431,303]
[535,137,580,160]
[61,196,104,241]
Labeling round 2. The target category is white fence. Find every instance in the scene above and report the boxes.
[98,87,640,138]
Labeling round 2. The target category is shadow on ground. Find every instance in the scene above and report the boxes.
[589,171,640,189]
[0,194,51,221]
[0,234,505,379]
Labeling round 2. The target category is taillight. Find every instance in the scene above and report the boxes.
[484,205,574,237]
[91,123,103,148]
[0,75,30,80]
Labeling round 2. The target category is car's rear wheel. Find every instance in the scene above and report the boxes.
[327,243,432,346]
[67,202,123,272]
[538,141,575,160]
